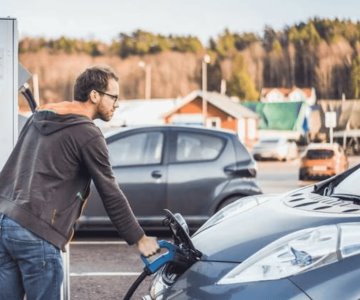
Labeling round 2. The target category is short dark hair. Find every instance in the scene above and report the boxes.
[73,65,119,102]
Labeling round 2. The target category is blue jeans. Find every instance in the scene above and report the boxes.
[0,214,63,300]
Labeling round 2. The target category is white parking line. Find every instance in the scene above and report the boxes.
[70,272,141,277]
[69,241,141,278]
[71,241,127,245]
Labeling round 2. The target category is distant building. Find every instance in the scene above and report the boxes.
[95,91,259,147]
[242,101,308,141]
[317,100,360,152]
[261,87,316,106]
[94,98,182,132]
[163,90,259,145]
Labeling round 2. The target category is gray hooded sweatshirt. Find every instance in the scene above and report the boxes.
[0,110,144,250]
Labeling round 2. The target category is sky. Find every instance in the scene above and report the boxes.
[2,0,360,44]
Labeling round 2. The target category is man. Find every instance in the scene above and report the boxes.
[0,65,159,300]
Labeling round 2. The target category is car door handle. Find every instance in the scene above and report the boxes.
[151,170,162,179]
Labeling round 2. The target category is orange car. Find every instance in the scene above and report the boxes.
[299,143,349,181]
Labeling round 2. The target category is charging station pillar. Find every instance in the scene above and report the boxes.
[0,18,18,170]
[62,244,71,300]
[0,17,71,300]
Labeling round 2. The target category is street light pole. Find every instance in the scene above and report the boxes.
[138,60,151,99]
[202,54,210,126]
[145,64,151,99]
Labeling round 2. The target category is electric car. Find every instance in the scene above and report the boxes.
[78,125,261,231]
[145,163,360,299]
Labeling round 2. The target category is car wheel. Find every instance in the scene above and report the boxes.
[216,195,244,212]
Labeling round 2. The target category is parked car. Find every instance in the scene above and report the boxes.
[299,142,348,181]
[145,164,360,300]
[77,125,261,231]
[252,137,298,161]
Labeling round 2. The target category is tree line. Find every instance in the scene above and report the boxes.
[19,30,204,57]
[19,18,360,100]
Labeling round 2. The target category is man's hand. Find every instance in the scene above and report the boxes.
[136,234,160,257]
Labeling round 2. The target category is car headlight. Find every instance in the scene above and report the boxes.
[149,271,168,300]
[217,223,360,285]
[149,263,187,299]
[197,196,271,232]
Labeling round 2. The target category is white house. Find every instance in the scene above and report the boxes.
[261,87,316,106]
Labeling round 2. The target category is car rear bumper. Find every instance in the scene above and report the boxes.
[299,167,335,180]
[253,151,284,160]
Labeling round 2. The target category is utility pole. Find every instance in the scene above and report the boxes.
[138,61,151,99]
[202,54,210,126]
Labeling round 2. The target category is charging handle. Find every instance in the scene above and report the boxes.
[141,240,177,274]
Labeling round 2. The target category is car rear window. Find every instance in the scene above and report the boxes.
[108,132,164,166]
[175,132,224,162]
[305,149,334,159]
[261,139,280,144]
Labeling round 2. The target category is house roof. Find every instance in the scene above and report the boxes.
[95,98,182,129]
[163,90,259,119]
[117,98,183,123]
[243,101,306,131]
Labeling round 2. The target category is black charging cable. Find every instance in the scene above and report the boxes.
[20,83,37,112]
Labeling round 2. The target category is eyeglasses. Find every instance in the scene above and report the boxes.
[94,89,119,104]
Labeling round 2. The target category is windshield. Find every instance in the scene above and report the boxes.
[333,168,360,196]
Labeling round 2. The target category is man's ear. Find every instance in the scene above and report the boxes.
[89,90,99,104]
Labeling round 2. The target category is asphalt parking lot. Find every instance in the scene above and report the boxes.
[68,156,360,300]
[69,240,152,299]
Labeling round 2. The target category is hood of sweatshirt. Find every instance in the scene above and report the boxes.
[33,102,94,136]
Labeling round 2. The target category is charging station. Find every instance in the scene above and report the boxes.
[0,17,70,300]
[0,18,18,170]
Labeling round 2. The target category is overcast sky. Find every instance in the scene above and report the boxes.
[2,0,360,44]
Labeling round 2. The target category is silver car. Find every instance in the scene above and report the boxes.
[252,137,298,161]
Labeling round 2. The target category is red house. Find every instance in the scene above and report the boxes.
[163,90,259,146]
